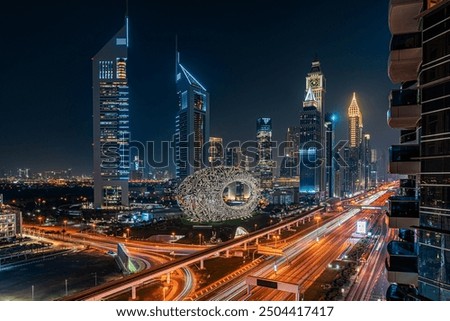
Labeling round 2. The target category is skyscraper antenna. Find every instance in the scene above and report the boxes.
[175,34,179,82]
[125,0,129,47]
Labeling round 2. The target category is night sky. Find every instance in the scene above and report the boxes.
[0,0,397,175]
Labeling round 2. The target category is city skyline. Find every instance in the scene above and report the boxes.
[0,0,395,175]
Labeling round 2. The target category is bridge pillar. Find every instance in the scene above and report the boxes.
[255,238,258,245]
[278,229,281,235]
[166,272,171,284]
[131,286,137,300]
[267,234,270,240]
[296,221,299,227]
[200,259,205,270]
[243,242,247,250]
[225,250,230,258]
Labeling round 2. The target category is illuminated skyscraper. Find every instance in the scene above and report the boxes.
[347,92,363,194]
[305,59,326,114]
[93,18,130,209]
[256,118,274,189]
[175,52,210,180]
[299,88,322,195]
[348,92,363,148]
[305,59,326,197]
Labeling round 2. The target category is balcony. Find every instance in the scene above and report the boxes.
[400,129,417,144]
[398,228,415,243]
[387,89,421,129]
[388,33,422,83]
[386,252,418,286]
[389,0,422,35]
[400,178,415,189]
[386,284,418,301]
[389,144,420,174]
[386,196,419,228]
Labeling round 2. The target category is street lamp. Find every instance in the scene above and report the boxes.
[198,233,202,245]
[38,216,43,226]
[254,223,258,231]
[126,228,130,239]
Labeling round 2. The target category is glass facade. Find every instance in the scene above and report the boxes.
[175,56,210,180]
[418,2,450,300]
[299,104,321,195]
[93,22,130,208]
[256,118,274,189]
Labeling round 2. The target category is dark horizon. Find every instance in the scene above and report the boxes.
[0,0,396,175]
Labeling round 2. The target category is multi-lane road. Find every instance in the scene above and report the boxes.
[24,185,395,301]
[195,190,393,301]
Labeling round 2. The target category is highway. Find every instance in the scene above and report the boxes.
[58,206,326,300]
[29,185,395,301]
[196,190,392,301]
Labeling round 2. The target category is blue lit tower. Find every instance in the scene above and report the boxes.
[299,88,322,196]
[175,52,210,180]
[92,18,130,209]
[305,58,326,197]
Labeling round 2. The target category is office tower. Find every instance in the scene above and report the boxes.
[225,147,240,167]
[280,126,300,178]
[347,92,363,194]
[130,155,144,181]
[93,18,130,209]
[305,59,326,197]
[175,52,210,180]
[299,88,322,196]
[341,145,351,197]
[324,113,336,197]
[305,59,326,114]
[362,134,371,190]
[208,137,223,167]
[386,0,450,301]
[256,118,274,189]
[369,149,378,188]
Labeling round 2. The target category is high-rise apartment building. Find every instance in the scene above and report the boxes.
[93,19,130,209]
[386,0,450,300]
[175,52,210,181]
